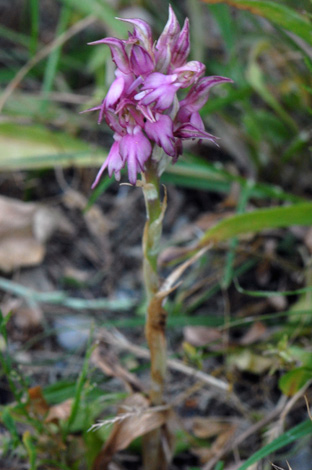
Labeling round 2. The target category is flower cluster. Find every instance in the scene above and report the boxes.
[88,6,232,186]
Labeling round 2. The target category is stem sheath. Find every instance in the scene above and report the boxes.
[141,159,168,470]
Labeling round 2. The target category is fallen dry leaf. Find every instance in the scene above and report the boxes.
[192,420,237,463]
[0,196,60,272]
[191,417,233,439]
[304,227,312,254]
[268,294,288,311]
[27,386,49,417]
[184,326,222,347]
[239,321,267,345]
[159,245,194,266]
[63,189,115,237]
[13,305,43,330]
[91,344,143,392]
[159,247,209,296]
[45,399,73,423]
[92,393,172,470]
[195,211,235,232]
[27,386,73,427]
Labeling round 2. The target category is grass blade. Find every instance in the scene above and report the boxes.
[59,0,128,37]
[41,6,71,112]
[30,0,39,54]
[199,202,312,247]
[236,419,312,470]
[201,0,312,46]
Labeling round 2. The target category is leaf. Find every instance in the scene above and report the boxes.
[236,419,312,470]
[59,0,128,37]
[27,385,49,417]
[279,368,312,396]
[0,276,134,312]
[2,407,20,448]
[191,417,234,439]
[92,393,172,470]
[199,203,312,248]
[234,280,312,299]
[239,322,267,345]
[0,195,61,272]
[0,309,12,343]
[183,326,222,347]
[0,122,107,171]
[201,0,312,46]
[91,344,143,392]
[64,337,95,436]
[45,398,73,423]
[246,59,297,131]
[22,431,37,470]
[227,350,273,374]
[163,156,303,203]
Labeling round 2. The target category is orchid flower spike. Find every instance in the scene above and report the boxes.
[86,5,233,186]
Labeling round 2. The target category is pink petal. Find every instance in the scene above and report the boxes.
[182,76,234,111]
[171,18,190,68]
[104,76,125,108]
[91,141,123,188]
[130,45,154,76]
[175,123,219,144]
[156,5,180,53]
[119,131,152,184]
[117,17,153,50]
[145,114,175,156]
[90,37,130,74]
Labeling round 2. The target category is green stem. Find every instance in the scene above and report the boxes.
[141,158,168,470]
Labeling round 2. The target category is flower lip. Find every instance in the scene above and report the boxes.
[119,130,152,184]
[145,114,176,157]
[91,140,124,188]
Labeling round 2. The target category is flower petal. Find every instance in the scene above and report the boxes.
[174,123,218,144]
[173,61,206,88]
[104,76,125,108]
[156,5,180,54]
[171,18,190,69]
[91,141,123,188]
[145,114,175,156]
[130,45,154,76]
[135,73,181,110]
[89,37,130,74]
[117,17,153,51]
[181,76,234,111]
[119,131,152,184]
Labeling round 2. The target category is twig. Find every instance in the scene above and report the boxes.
[98,328,230,393]
[0,15,96,112]
[277,380,312,433]
[304,395,312,421]
[202,396,287,470]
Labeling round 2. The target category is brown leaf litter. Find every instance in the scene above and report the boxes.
[0,195,63,272]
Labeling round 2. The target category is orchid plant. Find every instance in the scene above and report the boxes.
[86,6,232,469]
